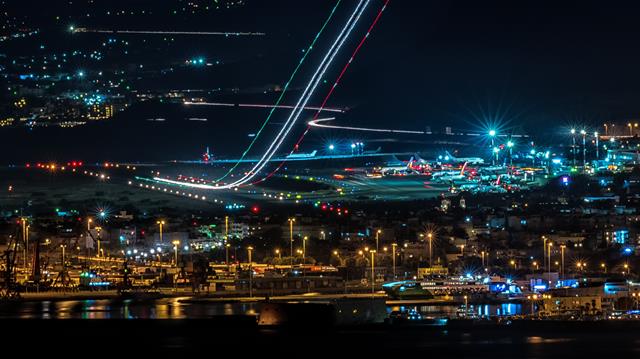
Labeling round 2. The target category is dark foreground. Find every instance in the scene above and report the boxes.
[5,318,640,357]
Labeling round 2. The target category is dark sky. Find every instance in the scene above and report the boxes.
[4,0,640,161]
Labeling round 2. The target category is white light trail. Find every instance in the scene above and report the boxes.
[153,177,218,189]
[308,118,425,134]
[214,0,370,189]
[307,118,530,138]
[72,28,265,36]
[183,101,345,113]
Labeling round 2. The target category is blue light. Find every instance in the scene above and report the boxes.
[328,144,335,150]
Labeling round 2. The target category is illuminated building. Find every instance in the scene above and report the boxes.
[87,104,114,120]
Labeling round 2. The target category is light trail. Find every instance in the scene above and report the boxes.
[71,27,265,36]
[252,0,391,185]
[307,118,530,137]
[183,101,346,113]
[215,0,371,189]
[309,117,425,134]
[212,0,343,181]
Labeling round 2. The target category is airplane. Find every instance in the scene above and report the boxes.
[286,150,317,159]
[378,156,416,176]
[442,151,484,165]
[202,147,211,162]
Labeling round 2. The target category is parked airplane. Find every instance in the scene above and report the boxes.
[443,151,484,165]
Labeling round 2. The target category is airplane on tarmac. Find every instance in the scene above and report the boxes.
[442,151,485,165]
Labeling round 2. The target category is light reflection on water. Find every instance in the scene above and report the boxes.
[1,299,261,319]
[2,300,529,320]
[388,303,526,317]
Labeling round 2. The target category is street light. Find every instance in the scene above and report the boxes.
[172,240,180,266]
[427,232,433,267]
[560,245,566,279]
[547,242,553,287]
[375,229,382,252]
[489,130,496,165]
[226,243,231,265]
[370,250,376,295]
[463,295,468,316]
[156,220,165,243]
[594,132,599,159]
[580,129,587,171]
[391,243,398,279]
[601,263,607,274]
[302,236,308,265]
[570,129,576,166]
[60,244,66,270]
[288,218,296,267]
[275,249,281,260]
[247,246,253,297]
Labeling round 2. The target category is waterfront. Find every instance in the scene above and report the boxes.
[0,297,527,319]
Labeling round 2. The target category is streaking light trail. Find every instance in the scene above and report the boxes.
[307,118,530,137]
[215,0,371,189]
[183,101,346,113]
[71,27,265,36]
[212,0,343,182]
[252,0,391,185]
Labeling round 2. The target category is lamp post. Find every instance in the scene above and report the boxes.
[370,250,376,295]
[288,218,295,267]
[542,236,547,274]
[60,244,66,270]
[547,242,553,287]
[481,251,485,269]
[463,295,468,316]
[172,240,180,266]
[560,245,566,279]
[302,236,308,265]
[247,246,253,298]
[275,249,281,260]
[392,243,397,279]
[225,243,230,265]
[580,130,586,171]
[507,140,514,166]
[601,263,607,274]
[489,130,496,165]
[156,220,165,243]
[594,132,599,160]
[375,229,382,252]
[571,129,576,166]
[428,232,433,267]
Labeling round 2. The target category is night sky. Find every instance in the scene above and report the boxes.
[3,0,640,162]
